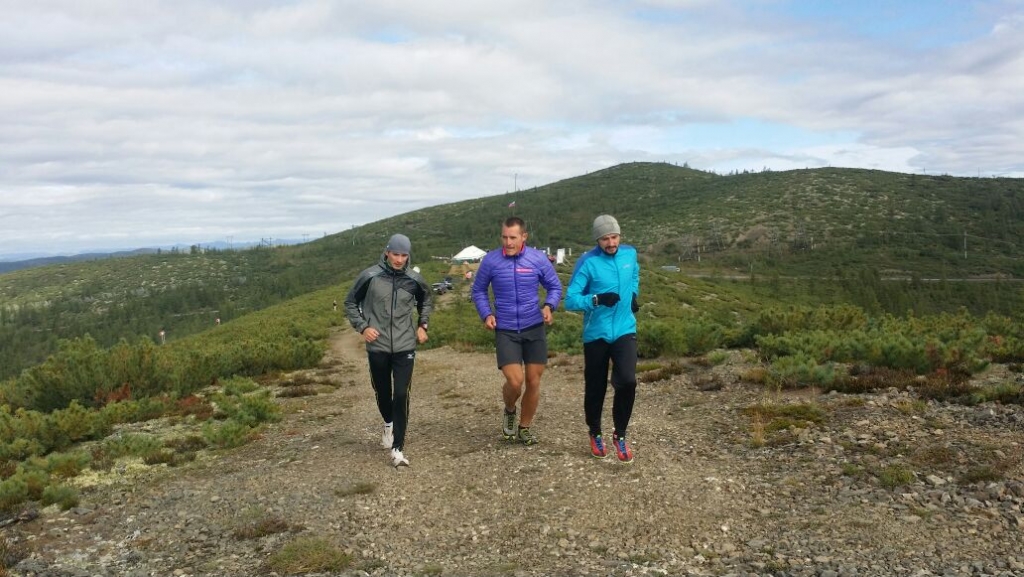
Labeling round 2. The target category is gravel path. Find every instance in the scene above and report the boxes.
[5,328,1024,577]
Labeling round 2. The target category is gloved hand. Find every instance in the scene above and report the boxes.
[631,294,639,313]
[595,292,620,307]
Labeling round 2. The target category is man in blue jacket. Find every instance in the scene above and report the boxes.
[472,217,562,445]
[564,215,640,463]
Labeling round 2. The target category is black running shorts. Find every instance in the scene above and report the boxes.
[495,323,548,368]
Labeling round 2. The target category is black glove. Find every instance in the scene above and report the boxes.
[595,292,620,307]
[631,294,639,313]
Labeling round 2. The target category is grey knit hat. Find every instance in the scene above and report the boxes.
[385,233,412,254]
[592,215,621,241]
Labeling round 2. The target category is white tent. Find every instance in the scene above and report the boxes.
[452,245,487,263]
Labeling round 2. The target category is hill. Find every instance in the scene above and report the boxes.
[0,250,160,275]
[2,162,1024,380]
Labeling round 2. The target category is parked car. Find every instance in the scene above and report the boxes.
[431,278,454,294]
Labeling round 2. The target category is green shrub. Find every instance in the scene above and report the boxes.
[232,514,295,540]
[969,382,1024,405]
[264,537,352,574]
[141,448,177,466]
[213,391,281,427]
[41,484,79,510]
[222,376,259,396]
[43,451,90,479]
[52,401,111,446]
[103,433,163,459]
[203,420,255,449]
[0,477,28,513]
[767,354,843,389]
[705,350,729,366]
[0,534,29,569]
[164,435,208,453]
[878,464,915,488]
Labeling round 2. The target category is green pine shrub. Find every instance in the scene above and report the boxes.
[41,483,79,510]
[202,420,255,449]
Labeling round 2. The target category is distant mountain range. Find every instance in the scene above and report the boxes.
[0,239,307,274]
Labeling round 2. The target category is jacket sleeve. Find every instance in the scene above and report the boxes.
[631,249,640,298]
[539,256,562,309]
[415,274,433,327]
[471,254,494,319]
[343,270,372,333]
[564,259,594,312]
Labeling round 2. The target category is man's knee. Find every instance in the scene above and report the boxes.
[611,379,636,392]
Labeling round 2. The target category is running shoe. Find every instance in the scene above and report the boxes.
[381,422,394,449]
[390,448,409,467]
[612,433,633,464]
[589,433,607,459]
[502,409,516,441]
[517,426,538,446]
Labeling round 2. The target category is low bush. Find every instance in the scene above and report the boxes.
[264,537,352,574]
[203,420,255,449]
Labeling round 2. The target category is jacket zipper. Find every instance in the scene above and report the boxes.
[389,271,398,353]
[513,252,521,333]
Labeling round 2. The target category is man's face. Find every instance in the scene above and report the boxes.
[597,233,620,255]
[386,250,409,269]
[501,224,527,256]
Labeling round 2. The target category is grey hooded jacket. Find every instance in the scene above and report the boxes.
[344,253,433,354]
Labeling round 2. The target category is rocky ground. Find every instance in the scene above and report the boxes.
[4,328,1024,577]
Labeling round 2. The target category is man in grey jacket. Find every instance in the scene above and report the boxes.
[344,234,432,467]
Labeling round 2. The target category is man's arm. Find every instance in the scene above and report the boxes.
[343,270,373,333]
[470,254,495,319]
[414,274,433,344]
[415,275,433,328]
[564,259,594,312]
[539,255,563,310]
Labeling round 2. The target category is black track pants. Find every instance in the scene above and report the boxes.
[367,350,416,450]
[583,334,637,438]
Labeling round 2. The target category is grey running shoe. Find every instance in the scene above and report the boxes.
[517,426,538,446]
[381,423,394,449]
[502,409,516,441]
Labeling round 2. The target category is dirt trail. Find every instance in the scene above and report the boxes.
[7,327,1024,576]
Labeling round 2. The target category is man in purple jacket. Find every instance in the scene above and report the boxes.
[472,216,563,445]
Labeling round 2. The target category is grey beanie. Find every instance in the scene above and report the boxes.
[385,233,412,254]
[592,215,621,241]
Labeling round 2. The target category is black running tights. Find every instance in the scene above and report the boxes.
[367,350,416,450]
[582,334,637,438]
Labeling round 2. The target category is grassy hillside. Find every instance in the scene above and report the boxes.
[387,163,1024,278]
[3,162,1024,380]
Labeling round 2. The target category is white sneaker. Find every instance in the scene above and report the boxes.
[390,448,409,467]
[381,423,394,449]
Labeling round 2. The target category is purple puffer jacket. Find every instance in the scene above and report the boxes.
[471,245,562,332]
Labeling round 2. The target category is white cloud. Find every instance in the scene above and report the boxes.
[1,0,1023,256]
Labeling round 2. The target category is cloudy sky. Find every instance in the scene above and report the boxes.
[2,0,1023,258]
